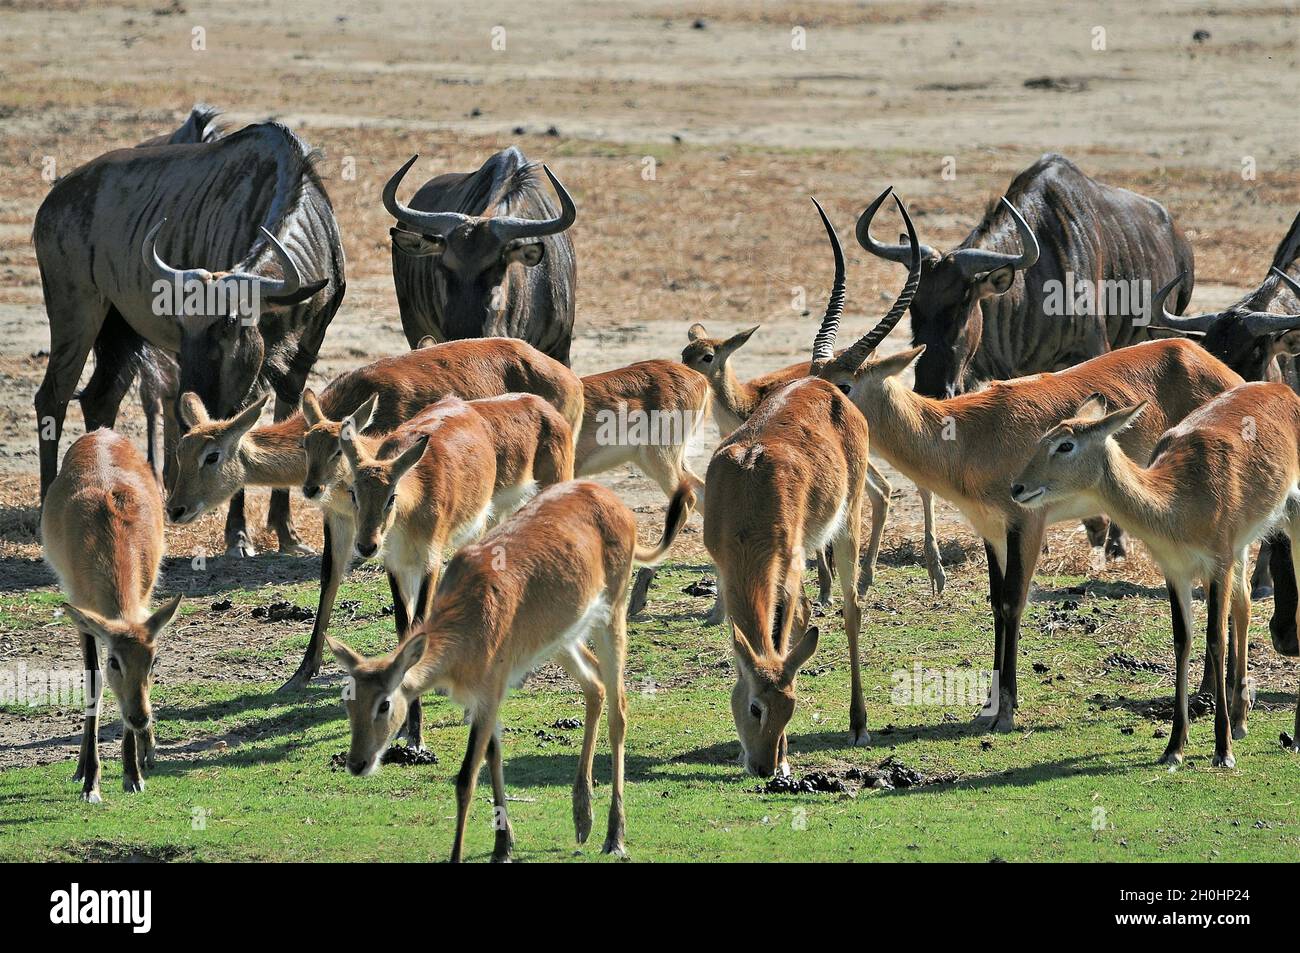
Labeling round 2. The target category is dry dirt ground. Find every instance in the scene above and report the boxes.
[1,1,1299,763]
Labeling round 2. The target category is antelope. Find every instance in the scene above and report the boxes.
[815,190,1245,731]
[299,391,574,713]
[335,398,501,747]
[164,336,583,689]
[328,479,694,861]
[575,358,709,613]
[705,196,919,775]
[41,430,183,802]
[1012,382,1300,765]
[683,326,897,601]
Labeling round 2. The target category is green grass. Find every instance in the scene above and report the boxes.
[1,562,1296,862]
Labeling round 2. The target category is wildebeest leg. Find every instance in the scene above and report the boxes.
[280,515,354,693]
[266,395,312,555]
[1251,536,1278,600]
[36,288,108,504]
[1270,525,1300,751]
[973,539,1006,728]
[79,309,138,437]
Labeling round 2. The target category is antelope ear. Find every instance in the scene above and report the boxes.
[863,344,925,378]
[1093,401,1147,440]
[144,594,183,642]
[63,604,112,641]
[179,392,209,429]
[718,326,759,358]
[390,434,430,480]
[390,227,445,258]
[229,391,273,441]
[339,420,362,468]
[415,335,438,349]
[1074,393,1108,422]
[731,625,761,675]
[347,393,380,433]
[300,389,324,427]
[327,636,366,674]
[781,626,820,685]
[687,322,709,342]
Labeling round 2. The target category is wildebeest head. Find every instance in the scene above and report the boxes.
[143,221,328,418]
[383,154,576,340]
[856,192,1039,397]
[1151,267,1300,382]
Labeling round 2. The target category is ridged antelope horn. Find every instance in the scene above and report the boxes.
[809,197,846,372]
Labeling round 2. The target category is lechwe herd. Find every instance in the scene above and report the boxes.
[35,132,1300,859]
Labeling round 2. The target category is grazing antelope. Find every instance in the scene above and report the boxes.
[41,430,182,802]
[335,398,500,747]
[298,391,574,713]
[164,336,583,689]
[682,328,896,600]
[575,358,709,613]
[1012,383,1300,765]
[705,196,919,774]
[329,480,694,861]
[815,190,1245,730]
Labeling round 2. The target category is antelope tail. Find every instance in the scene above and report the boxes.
[634,481,696,567]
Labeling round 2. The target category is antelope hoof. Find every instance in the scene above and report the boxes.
[277,660,320,694]
[1251,583,1274,601]
[704,600,726,626]
[573,794,594,844]
[849,725,871,747]
[601,839,627,858]
[779,760,791,779]
[278,540,315,557]
[924,558,946,598]
[1211,752,1236,769]
[123,776,143,794]
[490,850,513,864]
[82,788,102,804]
[1231,724,1248,741]
[991,709,1016,733]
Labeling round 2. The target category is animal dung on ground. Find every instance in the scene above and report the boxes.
[252,601,314,623]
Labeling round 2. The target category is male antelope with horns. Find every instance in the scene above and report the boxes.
[815,188,1243,731]
[1012,383,1300,765]
[705,196,920,774]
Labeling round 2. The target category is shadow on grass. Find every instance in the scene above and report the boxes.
[0,549,328,596]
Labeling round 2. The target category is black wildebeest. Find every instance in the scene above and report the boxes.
[857,153,1195,585]
[384,148,578,365]
[33,117,346,557]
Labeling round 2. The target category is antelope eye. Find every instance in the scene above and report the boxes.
[385,495,396,511]
[1055,441,1075,454]
[377,699,390,715]
[749,703,761,720]
[837,384,852,396]
[203,450,221,466]
[701,354,713,363]
[108,657,121,672]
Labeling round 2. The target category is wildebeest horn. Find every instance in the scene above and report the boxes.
[1235,268,1300,335]
[856,187,937,264]
[949,199,1040,278]
[837,192,922,369]
[143,221,301,301]
[809,197,846,371]
[382,155,473,235]
[1148,271,1220,332]
[486,165,577,243]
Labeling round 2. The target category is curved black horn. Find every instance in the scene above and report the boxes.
[1148,271,1220,332]
[486,165,578,244]
[809,197,847,371]
[837,194,922,369]
[949,198,1039,278]
[382,155,473,235]
[856,186,936,264]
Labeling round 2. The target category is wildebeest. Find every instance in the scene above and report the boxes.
[384,148,577,365]
[33,116,346,557]
[1152,211,1300,615]
[858,153,1194,568]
